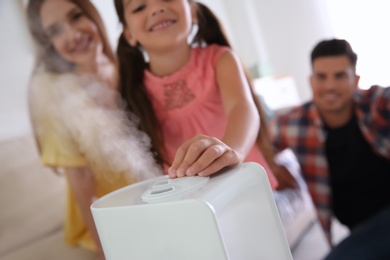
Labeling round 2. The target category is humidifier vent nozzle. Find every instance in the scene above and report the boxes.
[141,175,209,203]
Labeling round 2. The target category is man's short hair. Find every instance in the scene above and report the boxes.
[311,39,358,69]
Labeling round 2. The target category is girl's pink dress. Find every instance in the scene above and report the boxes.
[144,44,277,189]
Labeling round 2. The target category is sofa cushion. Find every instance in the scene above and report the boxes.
[273,149,317,248]
[0,134,66,256]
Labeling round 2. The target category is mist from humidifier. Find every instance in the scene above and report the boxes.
[30,73,163,182]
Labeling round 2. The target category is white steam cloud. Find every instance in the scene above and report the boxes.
[30,72,162,182]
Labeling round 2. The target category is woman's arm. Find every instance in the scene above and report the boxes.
[65,167,105,259]
[168,50,259,178]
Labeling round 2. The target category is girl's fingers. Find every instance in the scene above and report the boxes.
[196,150,240,177]
[168,145,188,178]
[184,143,227,176]
[169,135,241,178]
[176,137,217,177]
[168,135,208,178]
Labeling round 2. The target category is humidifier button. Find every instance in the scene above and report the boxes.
[141,175,209,203]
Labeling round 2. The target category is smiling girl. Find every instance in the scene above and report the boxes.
[114,0,278,188]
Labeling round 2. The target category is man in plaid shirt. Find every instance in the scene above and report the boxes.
[270,39,390,259]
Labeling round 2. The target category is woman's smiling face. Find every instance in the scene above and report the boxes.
[40,0,103,68]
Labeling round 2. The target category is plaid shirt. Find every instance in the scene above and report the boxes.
[270,85,390,241]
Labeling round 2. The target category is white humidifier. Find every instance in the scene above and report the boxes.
[91,162,292,260]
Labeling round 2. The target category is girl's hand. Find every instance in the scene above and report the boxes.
[167,134,241,178]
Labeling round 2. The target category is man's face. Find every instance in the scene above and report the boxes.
[310,55,360,115]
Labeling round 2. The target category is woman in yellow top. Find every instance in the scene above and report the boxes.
[26,0,161,258]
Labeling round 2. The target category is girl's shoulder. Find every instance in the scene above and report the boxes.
[193,44,232,67]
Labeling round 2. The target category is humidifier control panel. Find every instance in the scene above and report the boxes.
[141,175,209,203]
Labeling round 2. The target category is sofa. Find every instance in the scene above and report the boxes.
[0,135,96,260]
[0,133,320,260]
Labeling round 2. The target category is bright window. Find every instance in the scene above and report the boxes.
[325,0,390,89]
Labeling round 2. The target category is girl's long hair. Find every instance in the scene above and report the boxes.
[114,1,275,167]
[27,0,116,73]
[115,0,165,165]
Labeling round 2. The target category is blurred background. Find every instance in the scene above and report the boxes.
[1,0,390,141]
[1,1,389,259]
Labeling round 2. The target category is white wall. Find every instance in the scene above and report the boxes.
[0,0,35,140]
[325,0,390,89]
[224,0,334,102]
[223,0,268,74]
[91,0,122,50]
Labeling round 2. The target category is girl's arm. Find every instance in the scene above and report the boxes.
[65,167,105,259]
[216,50,260,158]
[168,50,259,178]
